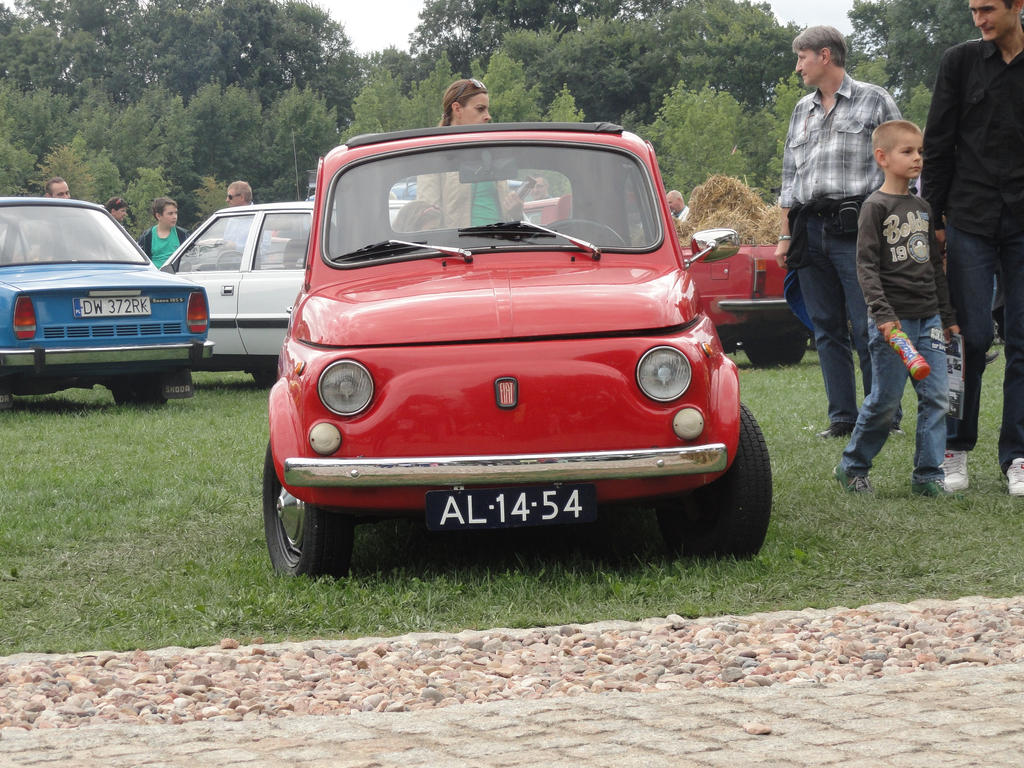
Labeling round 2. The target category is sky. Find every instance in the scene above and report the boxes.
[321,0,855,55]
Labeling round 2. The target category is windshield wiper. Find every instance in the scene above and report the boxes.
[459,220,601,261]
[332,239,472,264]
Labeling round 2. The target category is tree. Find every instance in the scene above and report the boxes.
[0,82,38,194]
[0,0,147,101]
[69,135,123,205]
[763,73,806,185]
[363,47,431,93]
[346,70,413,138]
[0,138,35,195]
[902,83,933,130]
[403,56,459,128]
[410,0,586,76]
[185,83,263,186]
[193,175,229,221]
[0,85,75,161]
[478,51,542,123]
[37,143,95,199]
[126,167,173,231]
[851,58,889,88]
[259,86,339,203]
[545,84,586,122]
[503,18,662,125]
[848,0,976,100]
[104,87,199,221]
[645,83,748,194]
[660,0,800,110]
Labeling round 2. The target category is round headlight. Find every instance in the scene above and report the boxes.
[319,360,373,416]
[637,346,691,402]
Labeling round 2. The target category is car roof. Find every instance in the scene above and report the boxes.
[0,197,107,212]
[207,201,313,216]
[345,121,625,150]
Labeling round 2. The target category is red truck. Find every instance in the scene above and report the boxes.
[524,198,809,368]
[684,244,810,367]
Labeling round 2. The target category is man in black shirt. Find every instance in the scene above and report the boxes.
[922,0,1024,495]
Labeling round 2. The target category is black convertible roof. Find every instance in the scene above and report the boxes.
[345,122,624,149]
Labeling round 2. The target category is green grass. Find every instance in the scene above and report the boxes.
[1,355,1021,655]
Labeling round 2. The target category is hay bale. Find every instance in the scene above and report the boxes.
[674,175,779,245]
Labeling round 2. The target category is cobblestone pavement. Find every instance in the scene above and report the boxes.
[2,661,1023,767]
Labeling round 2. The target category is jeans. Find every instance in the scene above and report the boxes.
[798,216,872,425]
[840,316,948,483]
[945,219,1024,470]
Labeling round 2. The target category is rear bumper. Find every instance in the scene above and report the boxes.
[0,340,213,369]
[284,443,728,488]
[716,298,790,313]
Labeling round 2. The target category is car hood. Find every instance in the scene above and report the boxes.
[293,261,699,346]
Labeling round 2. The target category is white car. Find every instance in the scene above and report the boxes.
[163,202,312,385]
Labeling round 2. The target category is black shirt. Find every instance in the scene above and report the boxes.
[922,39,1024,236]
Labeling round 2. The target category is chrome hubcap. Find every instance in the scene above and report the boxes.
[277,487,305,545]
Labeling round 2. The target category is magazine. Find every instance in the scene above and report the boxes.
[946,332,964,419]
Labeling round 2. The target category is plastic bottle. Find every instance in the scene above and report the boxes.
[888,329,931,380]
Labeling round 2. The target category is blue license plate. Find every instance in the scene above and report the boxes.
[425,484,597,531]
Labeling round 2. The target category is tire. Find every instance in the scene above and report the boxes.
[109,375,168,405]
[249,367,277,388]
[657,403,772,558]
[262,444,354,577]
[742,332,807,367]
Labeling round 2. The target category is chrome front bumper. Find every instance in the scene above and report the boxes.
[716,298,790,312]
[0,340,214,368]
[284,444,728,488]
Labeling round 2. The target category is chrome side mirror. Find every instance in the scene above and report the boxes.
[684,228,740,268]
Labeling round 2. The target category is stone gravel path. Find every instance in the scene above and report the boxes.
[3,596,1024,766]
[2,595,1023,732]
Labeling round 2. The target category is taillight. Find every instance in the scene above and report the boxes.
[187,291,208,333]
[752,257,768,298]
[13,295,36,340]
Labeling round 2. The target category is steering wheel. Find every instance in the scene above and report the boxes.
[548,218,626,247]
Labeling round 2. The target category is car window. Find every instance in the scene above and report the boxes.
[0,205,147,266]
[326,143,661,263]
[175,214,255,273]
[253,212,312,271]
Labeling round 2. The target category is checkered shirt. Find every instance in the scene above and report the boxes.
[779,74,901,208]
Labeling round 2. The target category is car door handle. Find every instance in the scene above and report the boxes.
[222,285,235,296]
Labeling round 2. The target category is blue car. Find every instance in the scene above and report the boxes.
[0,198,213,408]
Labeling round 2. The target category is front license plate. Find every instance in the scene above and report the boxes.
[425,484,597,531]
[73,296,151,318]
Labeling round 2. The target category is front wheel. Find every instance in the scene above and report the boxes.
[657,403,771,558]
[263,444,354,577]
[742,332,808,367]
[249,367,277,388]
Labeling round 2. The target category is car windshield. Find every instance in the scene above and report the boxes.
[325,142,661,265]
[0,204,147,266]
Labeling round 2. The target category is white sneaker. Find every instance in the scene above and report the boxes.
[1007,459,1024,496]
[941,450,969,491]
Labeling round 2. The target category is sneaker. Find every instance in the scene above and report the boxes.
[941,450,968,491]
[818,422,855,439]
[985,348,1000,366]
[1007,458,1024,496]
[834,465,873,493]
[911,479,963,499]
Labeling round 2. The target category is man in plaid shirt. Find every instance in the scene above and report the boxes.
[774,26,902,440]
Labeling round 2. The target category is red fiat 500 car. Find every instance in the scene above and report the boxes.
[264,122,772,576]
